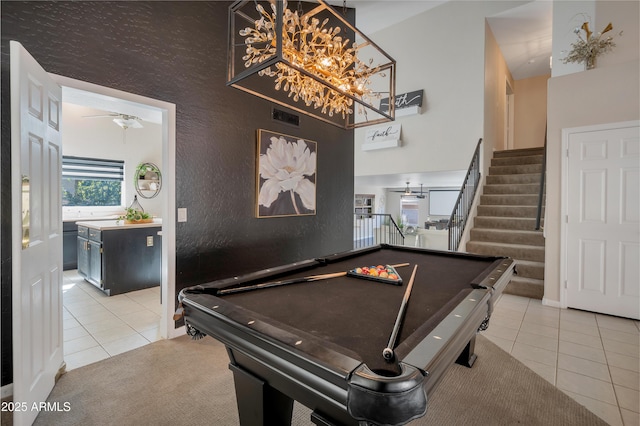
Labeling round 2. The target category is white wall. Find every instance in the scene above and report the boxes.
[62,103,164,216]
[484,19,516,165]
[354,1,524,179]
[545,0,640,304]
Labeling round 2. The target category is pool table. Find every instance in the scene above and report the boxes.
[179,244,514,426]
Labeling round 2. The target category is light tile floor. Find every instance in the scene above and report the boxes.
[482,294,640,426]
[62,269,162,371]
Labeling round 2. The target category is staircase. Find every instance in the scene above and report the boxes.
[466,147,545,299]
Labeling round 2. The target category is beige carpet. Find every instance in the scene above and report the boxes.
[23,334,606,426]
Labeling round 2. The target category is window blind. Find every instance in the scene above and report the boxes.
[62,156,124,181]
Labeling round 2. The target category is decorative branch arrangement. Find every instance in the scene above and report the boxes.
[562,20,622,70]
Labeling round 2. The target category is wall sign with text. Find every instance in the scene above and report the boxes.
[362,124,402,151]
[379,90,424,117]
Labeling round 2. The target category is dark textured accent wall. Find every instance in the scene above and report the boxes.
[1,1,355,387]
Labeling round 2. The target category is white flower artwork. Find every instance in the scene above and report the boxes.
[256,130,317,218]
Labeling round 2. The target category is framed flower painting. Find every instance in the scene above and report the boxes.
[256,130,317,218]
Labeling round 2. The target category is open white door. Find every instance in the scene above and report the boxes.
[565,123,640,320]
[11,41,64,425]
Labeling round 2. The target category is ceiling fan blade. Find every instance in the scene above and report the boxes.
[82,114,119,118]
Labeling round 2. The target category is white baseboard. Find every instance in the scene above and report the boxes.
[1,383,13,399]
[168,324,186,339]
[542,298,562,308]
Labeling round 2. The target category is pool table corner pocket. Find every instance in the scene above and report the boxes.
[347,363,427,426]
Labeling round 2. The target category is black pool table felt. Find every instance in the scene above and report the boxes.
[222,250,499,374]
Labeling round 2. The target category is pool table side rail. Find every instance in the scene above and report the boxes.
[181,294,374,424]
[402,257,515,397]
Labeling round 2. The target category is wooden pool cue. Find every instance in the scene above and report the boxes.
[382,264,419,361]
[218,263,411,296]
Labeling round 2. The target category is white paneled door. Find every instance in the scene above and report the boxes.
[11,41,64,425]
[566,123,640,320]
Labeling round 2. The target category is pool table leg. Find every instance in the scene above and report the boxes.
[229,363,294,426]
[455,334,478,368]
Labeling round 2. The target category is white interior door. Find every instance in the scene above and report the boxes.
[566,124,640,320]
[11,41,64,425]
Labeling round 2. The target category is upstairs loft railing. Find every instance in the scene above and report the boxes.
[535,127,547,231]
[448,138,482,251]
[354,213,405,249]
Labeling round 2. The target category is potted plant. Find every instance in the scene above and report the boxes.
[117,196,153,224]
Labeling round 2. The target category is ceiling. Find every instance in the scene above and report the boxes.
[346,0,552,190]
[346,0,552,81]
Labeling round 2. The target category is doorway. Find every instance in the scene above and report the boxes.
[49,74,179,344]
[561,121,640,320]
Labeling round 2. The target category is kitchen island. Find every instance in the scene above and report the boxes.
[76,219,162,296]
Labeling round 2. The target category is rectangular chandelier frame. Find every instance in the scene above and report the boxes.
[227,0,396,129]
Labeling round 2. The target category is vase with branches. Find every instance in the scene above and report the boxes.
[562,19,622,70]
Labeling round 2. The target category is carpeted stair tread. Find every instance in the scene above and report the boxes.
[477,205,542,218]
[466,241,545,262]
[470,228,544,246]
[506,276,545,299]
[514,259,545,280]
[474,216,543,230]
[483,183,541,194]
[489,164,543,176]
[480,194,541,206]
[491,154,544,166]
[486,173,541,185]
[493,147,545,158]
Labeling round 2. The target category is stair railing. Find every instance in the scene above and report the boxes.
[448,138,482,251]
[535,127,547,231]
[354,213,404,249]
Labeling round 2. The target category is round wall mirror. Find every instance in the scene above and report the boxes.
[135,162,162,199]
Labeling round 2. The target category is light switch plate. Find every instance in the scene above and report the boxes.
[146,236,154,247]
[178,208,187,222]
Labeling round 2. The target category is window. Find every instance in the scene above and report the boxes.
[62,156,124,207]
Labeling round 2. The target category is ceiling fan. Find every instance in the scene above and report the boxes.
[392,182,426,199]
[82,112,144,130]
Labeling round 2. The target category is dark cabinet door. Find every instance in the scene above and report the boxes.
[63,222,79,270]
[88,240,102,286]
[77,237,89,278]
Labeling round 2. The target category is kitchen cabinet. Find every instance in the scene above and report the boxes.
[77,225,90,278]
[63,222,79,270]
[77,220,162,296]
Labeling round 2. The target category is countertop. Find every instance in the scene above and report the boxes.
[76,219,162,231]
[63,215,121,222]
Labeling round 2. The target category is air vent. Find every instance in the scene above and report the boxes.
[272,108,300,127]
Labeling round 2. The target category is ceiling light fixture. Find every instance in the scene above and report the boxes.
[112,115,142,130]
[227,0,396,129]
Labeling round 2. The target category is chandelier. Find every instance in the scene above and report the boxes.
[227,0,396,129]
